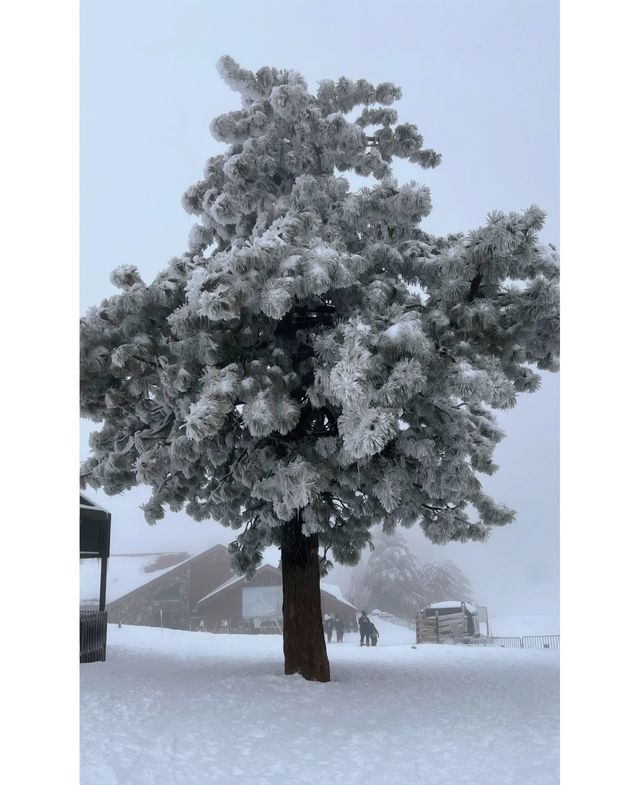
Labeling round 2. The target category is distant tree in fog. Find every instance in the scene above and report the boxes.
[347,561,369,612]
[349,532,424,618]
[348,532,473,616]
[419,560,473,605]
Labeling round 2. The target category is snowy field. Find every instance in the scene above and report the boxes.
[81,621,559,785]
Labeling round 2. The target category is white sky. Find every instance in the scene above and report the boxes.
[80,0,559,618]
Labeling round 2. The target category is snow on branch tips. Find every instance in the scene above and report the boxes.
[80,55,559,580]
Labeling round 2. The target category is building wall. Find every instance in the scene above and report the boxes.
[108,546,235,631]
[201,569,358,631]
[188,547,235,609]
[108,563,191,629]
[201,568,281,630]
[107,548,358,633]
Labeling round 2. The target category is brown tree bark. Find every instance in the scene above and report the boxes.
[280,515,331,682]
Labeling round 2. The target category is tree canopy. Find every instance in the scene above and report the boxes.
[348,531,473,618]
[349,532,425,618]
[80,56,560,580]
[419,560,473,607]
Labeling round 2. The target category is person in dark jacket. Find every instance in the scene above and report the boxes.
[334,614,345,643]
[358,612,370,646]
[324,614,334,642]
[369,622,380,647]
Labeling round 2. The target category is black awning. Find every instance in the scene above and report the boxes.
[80,494,111,559]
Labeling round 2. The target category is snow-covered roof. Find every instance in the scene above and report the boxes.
[197,564,287,606]
[196,567,356,609]
[80,547,217,605]
[80,493,110,516]
[422,601,478,614]
[320,583,356,609]
[197,572,247,605]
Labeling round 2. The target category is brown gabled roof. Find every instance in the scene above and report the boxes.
[196,564,280,607]
[196,564,357,611]
[83,544,229,607]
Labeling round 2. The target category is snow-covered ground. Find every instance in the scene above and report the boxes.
[81,620,559,785]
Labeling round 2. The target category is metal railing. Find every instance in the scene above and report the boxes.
[80,610,108,663]
[473,636,523,648]
[522,634,560,651]
[469,634,559,651]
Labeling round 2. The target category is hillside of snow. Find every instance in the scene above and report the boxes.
[81,624,558,785]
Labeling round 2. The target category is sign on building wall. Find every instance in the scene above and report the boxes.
[242,586,283,619]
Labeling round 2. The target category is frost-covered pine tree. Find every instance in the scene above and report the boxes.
[80,57,559,682]
[419,560,473,606]
[352,531,425,619]
[347,532,472,618]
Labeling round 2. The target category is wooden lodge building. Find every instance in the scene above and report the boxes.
[80,544,357,633]
[196,564,358,633]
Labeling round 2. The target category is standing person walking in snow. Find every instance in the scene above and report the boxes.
[324,614,334,642]
[369,622,380,647]
[358,612,370,646]
[334,614,345,643]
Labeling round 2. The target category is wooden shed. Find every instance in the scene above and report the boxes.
[416,601,480,644]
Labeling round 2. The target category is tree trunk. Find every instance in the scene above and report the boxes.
[280,515,330,682]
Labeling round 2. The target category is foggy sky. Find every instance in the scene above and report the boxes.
[80,0,559,618]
